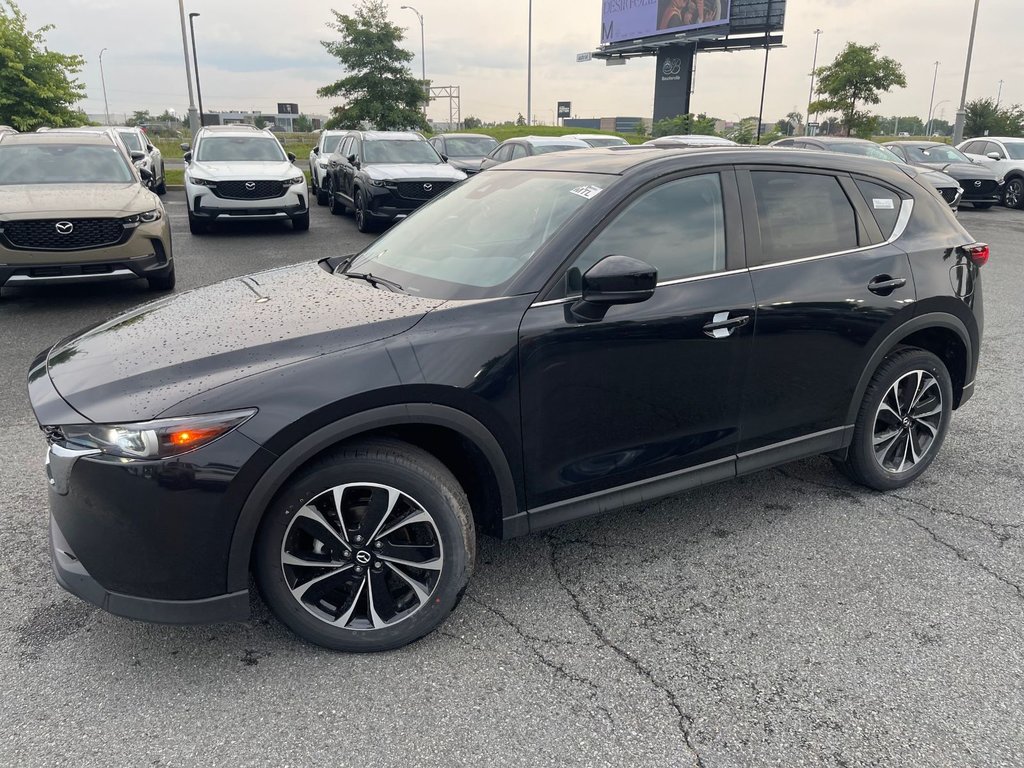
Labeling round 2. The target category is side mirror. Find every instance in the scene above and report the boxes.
[440,153,449,162]
[312,146,320,155]
[183,151,192,163]
[987,151,1002,161]
[130,150,146,162]
[147,144,155,152]
[287,152,296,162]
[180,142,191,152]
[570,255,657,322]
[138,167,153,182]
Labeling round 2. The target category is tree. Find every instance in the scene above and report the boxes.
[965,98,1024,138]
[125,109,151,127]
[294,113,313,132]
[464,115,482,129]
[0,0,87,130]
[652,112,717,138]
[253,115,268,129]
[318,0,427,131]
[515,112,526,126]
[809,42,906,137]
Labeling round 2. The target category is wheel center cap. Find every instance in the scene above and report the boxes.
[355,550,372,565]
[903,417,912,429]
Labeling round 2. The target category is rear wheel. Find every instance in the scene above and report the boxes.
[836,348,952,491]
[147,263,175,291]
[254,439,475,652]
[354,189,374,233]
[1003,177,1024,209]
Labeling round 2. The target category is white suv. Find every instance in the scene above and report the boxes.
[309,130,348,206]
[182,125,308,234]
[957,136,1024,210]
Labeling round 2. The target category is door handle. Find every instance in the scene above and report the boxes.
[703,313,750,339]
[868,276,907,295]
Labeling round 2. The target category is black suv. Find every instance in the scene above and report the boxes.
[323,131,466,232]
[30,147,985,652]
[884,141,1004,209]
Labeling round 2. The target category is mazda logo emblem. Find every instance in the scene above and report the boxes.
[55,221,74,235]
[355,551,372,565]
[974,180,982,188]
[423,183,432,192]
[245,181,256,190]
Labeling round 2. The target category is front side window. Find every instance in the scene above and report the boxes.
[196,137,287,162]
[511,144,528,160]
[322,134,344,154]
[0,144,134,185]
[117,131,144,152]
[570,173,726,286]
[750,171,859,265]
[905,144,970,164]
[362,140,440,164]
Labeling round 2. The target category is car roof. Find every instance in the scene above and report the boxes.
[0,131,116,146]
[509,136,590,147]
[357,131,424,141]
[564,134,627,141]
[969,136,1024,143]
[436,133,495,139]
[802,137,876,145]
[883,141,945,148]
[198,127,276,139]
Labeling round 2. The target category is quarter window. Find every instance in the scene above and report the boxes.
[571,173,727,286]
[511,144,528,160]
[855,179,901,239]
[750,171,860,265]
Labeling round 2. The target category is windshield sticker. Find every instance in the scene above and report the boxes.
[873,198,896,210]
[570,185,603,200]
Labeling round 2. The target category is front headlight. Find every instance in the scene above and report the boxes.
[190,177,216,187]
[368,178,387,187]
[121,209,162,227]
[284,175,304,186]
[61,409,256,460]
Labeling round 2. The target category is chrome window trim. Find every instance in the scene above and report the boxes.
[530,268,749,308]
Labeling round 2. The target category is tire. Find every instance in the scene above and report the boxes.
[155,164,167,196]
[1003,177,1024,210]
[972,202,993,209]
[836,348,953,491]
[147,263,175,291]
[292,211,310,231]
[188,210,207,235]
[254,438,475,652]
[327,178,345,216]
[354,188,374,233]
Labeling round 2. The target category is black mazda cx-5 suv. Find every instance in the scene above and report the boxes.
[29,147,986,652]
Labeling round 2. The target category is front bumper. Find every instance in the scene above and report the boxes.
[188,181,308,221]
[959,181,1004,203]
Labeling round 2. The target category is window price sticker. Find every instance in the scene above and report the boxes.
[873,198,896,210]
[570,185,603,200]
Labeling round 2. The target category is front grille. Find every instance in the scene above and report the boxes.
[394,180,456,202]
[961,179,999,197]
[2,218,125,251]
[213,180,287,200]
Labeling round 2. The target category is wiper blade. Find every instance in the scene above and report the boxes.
[327,254,356,273]
[344,271,404,293]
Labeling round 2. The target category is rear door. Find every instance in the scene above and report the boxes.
[735,167,917,470]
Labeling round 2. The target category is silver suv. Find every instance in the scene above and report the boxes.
[182,125,309,234]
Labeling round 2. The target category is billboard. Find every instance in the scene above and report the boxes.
[277,102,299,115]
[601,0,731,45]
[557,101,572,118]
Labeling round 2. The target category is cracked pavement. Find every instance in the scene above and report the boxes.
[0,200,1021,767]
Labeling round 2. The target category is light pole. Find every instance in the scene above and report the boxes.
[98,48,111,125]
[400,6,427,114]
[177,0,200,134]
[997,79,1004,108]
[929,100,950,135]
[527,0,533,126]
[925,60,939,136]
[806,29,822,135]
[953,0,981,145]
[188,13,205,126]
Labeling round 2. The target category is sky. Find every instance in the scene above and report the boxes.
[18,0,1022,126]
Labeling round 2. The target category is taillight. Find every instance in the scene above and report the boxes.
[965,243,989,266]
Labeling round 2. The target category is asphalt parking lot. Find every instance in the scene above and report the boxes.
[1,197,1021,767]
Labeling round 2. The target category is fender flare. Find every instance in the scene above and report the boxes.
[844,312,973,425]
[226,403,520,592]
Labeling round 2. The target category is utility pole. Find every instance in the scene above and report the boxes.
[177,0,200,134]
[806,29,822,136]
[926,61,939,136]
[755,0,774,144]
[188,13,205,126]
[98,47,111,125]
[996,79,1004,108]
[953,0,981,145]
[400,6,427,114]
[527,0,533,126]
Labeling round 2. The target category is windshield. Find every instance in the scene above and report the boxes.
[905,144,970,164]
[0,144,134,185]
[363,140,440,164]
[196,137,287,162]
[533,144,586,155]
[347,170,613,299]
[829,142,903,162]
[443,137,498,157]
[117,131,144,152]
[582,137,628,147]
[1005,143,1024,160]
[323,134,344,154]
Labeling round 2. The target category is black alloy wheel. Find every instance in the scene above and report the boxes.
[327,178,345,216]
[354,189,373,233]
[1004,178,1024,209]
[837,348,952,491]
[255,439,474,652]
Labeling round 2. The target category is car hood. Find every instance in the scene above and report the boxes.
[0,183,156,218]
[45,262,444,423]
[188,160,299,180]
[915,169,960,189]
[446,157,486,171]
[364,164,467,182]
[913,161,1000,179]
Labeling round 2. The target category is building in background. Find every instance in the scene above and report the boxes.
[563,117,652,133]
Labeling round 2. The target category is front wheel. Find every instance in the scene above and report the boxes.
[1003,178,1024,209]
[147,263,175,291]
[187,210,207,235]
[836,348,953,491]
[155,164,167,195]
[254,439,475,652]
[292,211,310,231]
[327,178,345,216]
[354,189,374,233]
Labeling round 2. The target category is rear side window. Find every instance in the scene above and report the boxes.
[750,171,859,265]
[855,179,901,238]
[511,144,528,160]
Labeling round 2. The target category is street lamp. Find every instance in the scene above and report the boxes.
[400,6,427,113]
[806,29,822,135]
[98,48,111,126]
[953,0,981,145]
[176,0,200,133]
[925,60,939,136]
[188,13,205,127]
[527,0,532,126]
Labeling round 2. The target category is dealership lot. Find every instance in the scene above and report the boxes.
[0,198,1021,766]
